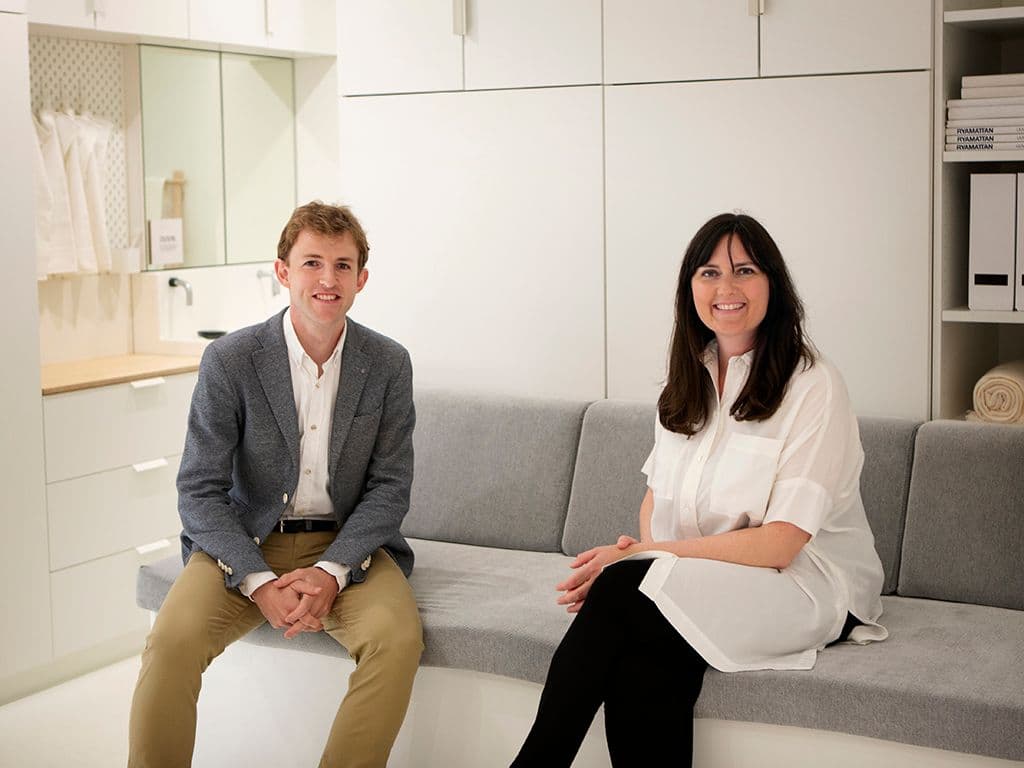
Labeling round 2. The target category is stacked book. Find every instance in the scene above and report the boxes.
[947,73,1024,152]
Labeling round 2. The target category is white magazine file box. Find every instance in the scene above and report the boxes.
[969,173,1015,311]
[1018,174,1024,310]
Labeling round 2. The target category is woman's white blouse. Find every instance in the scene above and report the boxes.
[640,347,887,664]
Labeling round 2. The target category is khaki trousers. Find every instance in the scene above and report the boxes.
[128,532,423,768]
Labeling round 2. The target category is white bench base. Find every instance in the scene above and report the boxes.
[188,639,1022,767]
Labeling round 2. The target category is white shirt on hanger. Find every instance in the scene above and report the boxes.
[34,110,77,275]
[80,112,113,272]
[53,109,96,273]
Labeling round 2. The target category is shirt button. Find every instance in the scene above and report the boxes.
[310,424,317,430]
[282,493,289,504]
[304,468,311,475]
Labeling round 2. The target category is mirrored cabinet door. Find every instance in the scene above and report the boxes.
[139,46,225,269]
[222,53,295,265]
[139,46,296,270]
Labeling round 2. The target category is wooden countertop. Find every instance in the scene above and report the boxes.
[41,354,202,395]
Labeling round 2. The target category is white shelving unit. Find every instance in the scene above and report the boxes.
[944,149,1024,160]
[934,1,1024,418]
[942,307,1024,322]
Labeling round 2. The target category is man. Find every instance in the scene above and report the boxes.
[128,202,422,768]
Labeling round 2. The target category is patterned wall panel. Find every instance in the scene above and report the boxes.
[29,35,130,251]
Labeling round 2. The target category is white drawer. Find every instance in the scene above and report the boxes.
[48,454,182,570]
[51,545,174,659]
[43,372,197,482]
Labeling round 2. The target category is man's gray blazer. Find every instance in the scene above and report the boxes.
[176,308,415,590]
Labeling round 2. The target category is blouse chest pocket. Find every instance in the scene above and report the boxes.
[708,433,784,529]
[646,430,691,499]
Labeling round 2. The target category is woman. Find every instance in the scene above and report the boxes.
[511,213,887,767]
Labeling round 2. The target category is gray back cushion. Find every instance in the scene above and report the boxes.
[562,400,652,555]
[858,418,920,594]
[564,402,917,596]
[899,420,1024,610]
[402,389,588,552]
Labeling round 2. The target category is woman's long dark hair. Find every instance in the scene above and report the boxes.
[658,213,814,436]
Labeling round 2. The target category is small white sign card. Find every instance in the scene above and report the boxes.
[149,218,184,267]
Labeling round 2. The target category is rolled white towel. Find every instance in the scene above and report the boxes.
[969,360,1024,424]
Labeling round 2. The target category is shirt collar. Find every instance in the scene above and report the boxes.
[702,340,755,370]
[282,312,347,375]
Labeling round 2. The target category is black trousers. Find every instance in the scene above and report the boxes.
[511,559,709,767]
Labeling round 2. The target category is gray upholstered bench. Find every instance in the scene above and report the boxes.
[137,391,1024,764]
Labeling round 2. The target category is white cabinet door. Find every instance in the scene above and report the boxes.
[266,0,335,55]
[337,0,463,95]
[96,0,188,38]
[464,0,601,90]
[0,12,53,678]
[188,0,265,47]
[760,0,932,77]
[26,0,92,28]
[338,88,605,400]
[603,0,757,84]
[605,72,932,420]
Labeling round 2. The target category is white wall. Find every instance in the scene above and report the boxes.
[0,10,53,688]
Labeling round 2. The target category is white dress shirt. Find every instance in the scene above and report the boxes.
[239,314,352,598]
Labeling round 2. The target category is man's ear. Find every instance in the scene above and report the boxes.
[356,268,369,292]
[274,257,289,287]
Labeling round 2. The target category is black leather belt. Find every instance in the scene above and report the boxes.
[278,518,338,533]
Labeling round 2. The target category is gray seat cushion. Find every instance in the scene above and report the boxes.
[137,550,1024,760]
[899,420,1024,610]
[400,390,588,552]
[563,401,918,595]
[698,595,1024,761]
[137,540,575,684]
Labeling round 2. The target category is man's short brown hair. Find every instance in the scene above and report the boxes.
[277,201,370,270]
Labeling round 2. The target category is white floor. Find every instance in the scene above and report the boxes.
[0,655,140,767]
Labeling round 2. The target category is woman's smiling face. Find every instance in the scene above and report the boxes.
[690,233,769,355]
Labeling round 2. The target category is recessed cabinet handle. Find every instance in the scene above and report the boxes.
[453,0,467,36]
[264,0,272,36]
[136,539,172,556]
[130,377,166,390]
[133,458,169,473]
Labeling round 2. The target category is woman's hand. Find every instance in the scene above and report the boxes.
[556,542,634,613]
[616,535,639,549]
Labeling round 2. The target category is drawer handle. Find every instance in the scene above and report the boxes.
[133,458,169,473]
[136,539,172,556]
[130,377,167,390]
